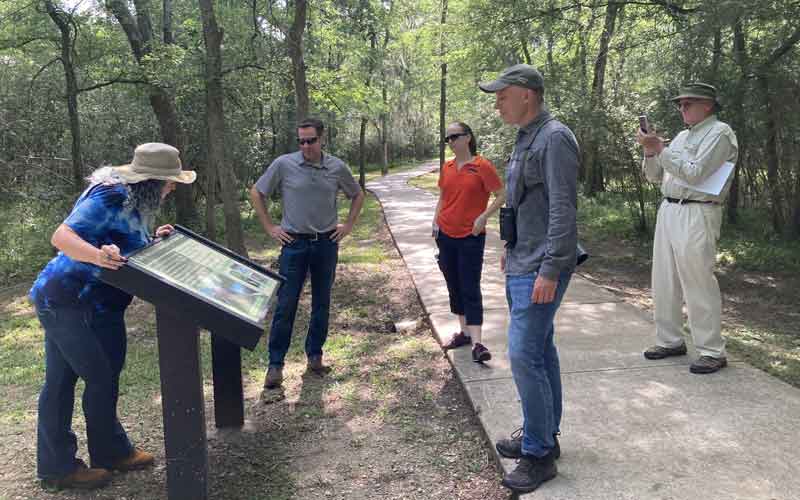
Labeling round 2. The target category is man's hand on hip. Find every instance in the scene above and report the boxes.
[267,225,294,245]
[532,275,557,304]
[332,222,354,242]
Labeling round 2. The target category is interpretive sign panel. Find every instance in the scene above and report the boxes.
[129,231,278,326]
[101,225,283,349]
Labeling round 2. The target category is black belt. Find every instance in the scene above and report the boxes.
[665,197,717,205]
[287,230,336,240]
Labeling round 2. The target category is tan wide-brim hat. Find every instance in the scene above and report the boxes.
[112,143,196,184]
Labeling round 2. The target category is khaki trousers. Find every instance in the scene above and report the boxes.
[652,200,725,358]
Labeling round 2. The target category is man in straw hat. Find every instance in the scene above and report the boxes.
[637,82,738,374]
[479,64,579,494]
[29,143,195,490]
[250,117,364,390]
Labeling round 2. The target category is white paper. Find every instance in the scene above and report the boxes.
[672,161,734,196]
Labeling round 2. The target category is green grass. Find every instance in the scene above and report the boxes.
[727,325,800,387]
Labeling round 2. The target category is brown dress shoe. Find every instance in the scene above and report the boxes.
[307,355,332,375]
[264,366,283,389]
[111,448,155,472]
[41,460,111,490]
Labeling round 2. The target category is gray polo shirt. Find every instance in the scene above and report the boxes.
[505,111,579,280]
[254,151,361,233]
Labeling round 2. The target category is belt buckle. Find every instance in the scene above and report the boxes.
[678,198,686,205]
[310,232,319,241]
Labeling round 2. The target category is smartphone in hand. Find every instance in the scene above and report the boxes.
[639,115,650,133]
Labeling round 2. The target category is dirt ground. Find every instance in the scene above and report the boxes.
[0,207,510,500]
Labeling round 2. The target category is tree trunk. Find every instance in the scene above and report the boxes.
[758,75,784,234]
[288,0,309,122]
[709,28,721,84]
[44,0,83,191]
[583,1,619,196]
[359,117,367,189]
[163,0,173,44]
[106,0,196,226]
[727,18,748,224]
[381,22,390,176]
[358,32,378,190]
[439,0,448,169]
[792,160,800,238]
[199,0,247,256]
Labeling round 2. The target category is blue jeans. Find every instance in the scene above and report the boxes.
[35,305,133,478]
[506,270,572,458]
[436,232,486,325]
[268,237,339,367]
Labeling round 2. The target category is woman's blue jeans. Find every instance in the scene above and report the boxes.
[268,237,338,368]
[505,270,572,458]
[35,305,133,478]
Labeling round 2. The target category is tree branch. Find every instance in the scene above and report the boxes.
[761,24,800,68]
[78,78,150,93]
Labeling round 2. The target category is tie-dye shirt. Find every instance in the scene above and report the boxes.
[29,183,153,312]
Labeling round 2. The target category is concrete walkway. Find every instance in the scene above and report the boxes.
[367,162,800,499]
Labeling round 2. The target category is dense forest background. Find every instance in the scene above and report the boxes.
[2,0,799,284]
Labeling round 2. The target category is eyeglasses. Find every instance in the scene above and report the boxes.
[445,132,469,143]
[674,100,702,110]
[297,137,319,145]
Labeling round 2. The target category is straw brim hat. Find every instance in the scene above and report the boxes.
[111,143,196,184]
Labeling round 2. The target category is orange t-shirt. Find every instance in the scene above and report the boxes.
[436,155,502,238]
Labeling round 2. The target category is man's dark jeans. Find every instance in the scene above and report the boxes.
[268,237,338,367]
[35,305,133,479]
[436,231,486,325]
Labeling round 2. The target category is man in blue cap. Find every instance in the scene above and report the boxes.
[637,83,738,374]
[479,64,579,493]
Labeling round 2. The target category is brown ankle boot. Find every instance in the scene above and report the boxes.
[41,461,111,490]
[307,355,332,375]
[264,366,283,389]
[111,448,155,472]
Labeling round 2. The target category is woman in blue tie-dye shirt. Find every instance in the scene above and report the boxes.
[29,143,195,490]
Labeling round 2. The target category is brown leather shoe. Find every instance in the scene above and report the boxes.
[111,448,155,472]
[264,365,283,389]
[41,460,111,490]
[307,355,332,375]
[690,356,727,374]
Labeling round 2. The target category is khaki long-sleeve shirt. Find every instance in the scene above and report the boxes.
[642,115,738,202]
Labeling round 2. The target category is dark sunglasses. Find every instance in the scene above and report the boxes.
[445,132,469,143]
[297,137,319,145]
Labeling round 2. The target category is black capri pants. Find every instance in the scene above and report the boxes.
[435,231,486,325]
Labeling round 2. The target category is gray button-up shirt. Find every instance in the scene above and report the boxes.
[643,115,738,202]
[254,151,361,233]
[505,111,579,280]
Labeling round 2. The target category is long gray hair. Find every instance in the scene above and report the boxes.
[86,166,165,216]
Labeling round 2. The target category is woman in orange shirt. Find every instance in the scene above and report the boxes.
[433,122,505,362]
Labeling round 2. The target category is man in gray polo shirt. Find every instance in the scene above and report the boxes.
[480,64,579,494]
[249,117,364,389]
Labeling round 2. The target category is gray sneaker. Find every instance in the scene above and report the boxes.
[643,343,687,360]
[690,356,727,374]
